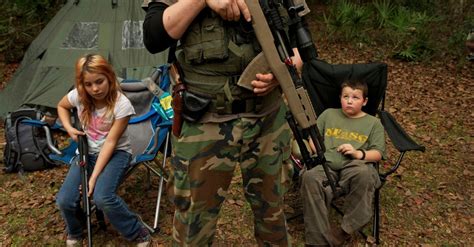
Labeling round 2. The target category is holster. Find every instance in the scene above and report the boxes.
[172,84,186,137]
[170,62,186,137]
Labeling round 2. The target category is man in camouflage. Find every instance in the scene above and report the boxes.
[142,0,309,245]
[171,104,293,246]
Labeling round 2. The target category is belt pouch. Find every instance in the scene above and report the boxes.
[182,91,211,123]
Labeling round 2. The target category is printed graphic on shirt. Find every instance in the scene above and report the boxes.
[85,109,113,153]
[325,128,368,143]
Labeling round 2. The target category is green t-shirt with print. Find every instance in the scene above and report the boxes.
[317,108,386,170]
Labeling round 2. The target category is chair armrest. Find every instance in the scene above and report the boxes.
[21,119,62,130]
[49,140,78,166]
[21,119,48,127]
[377,110,425,178]
[378,110,425,153]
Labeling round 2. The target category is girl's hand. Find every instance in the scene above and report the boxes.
[205,0,251,21]
[88,177,97,197]
[67,128,85,142]
[251,73,279,96]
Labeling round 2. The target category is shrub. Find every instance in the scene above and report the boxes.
[373,0,395,29]
[321,0,440,61]
[323,0,371,41]
[386,6,436,61]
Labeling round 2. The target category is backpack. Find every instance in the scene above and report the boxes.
[3,108,57,173]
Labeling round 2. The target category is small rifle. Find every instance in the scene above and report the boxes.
[72,108,93,246]
[243,0,343,196]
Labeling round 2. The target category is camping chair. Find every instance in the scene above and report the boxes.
[290,58,425,244]
[25,65,173,236]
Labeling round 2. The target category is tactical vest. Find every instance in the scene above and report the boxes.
[177,7,289,102]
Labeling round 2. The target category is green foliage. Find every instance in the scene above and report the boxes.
[394,34,435,61]
[385,6,436,61]
[446,15,474,58]
[373,0,395,29]
[0,0,64,62]
[323,0,352,29]
[386,6,411,33]
[322,0,443,61]
[323,0,371,41]
[384,6,434,61]
[391,0,435,13]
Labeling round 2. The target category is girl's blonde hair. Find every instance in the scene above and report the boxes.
[75,54,121,126]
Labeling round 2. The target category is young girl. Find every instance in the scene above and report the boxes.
[55,54,150,246]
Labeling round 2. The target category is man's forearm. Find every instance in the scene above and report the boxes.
[163,0,206,39]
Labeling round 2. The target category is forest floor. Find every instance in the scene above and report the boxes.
[0,3,473,247]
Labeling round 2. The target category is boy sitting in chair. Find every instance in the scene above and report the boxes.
[300,80,385,246]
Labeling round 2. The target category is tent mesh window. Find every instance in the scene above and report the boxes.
[122,20,145,49]
[62,22,99,49]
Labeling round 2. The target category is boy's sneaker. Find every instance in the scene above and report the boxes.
[135,227,151,247]
[66,237,82,247]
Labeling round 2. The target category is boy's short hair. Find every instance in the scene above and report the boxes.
[341,80,368,99]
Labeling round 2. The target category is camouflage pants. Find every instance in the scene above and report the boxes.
[169,104,293,246]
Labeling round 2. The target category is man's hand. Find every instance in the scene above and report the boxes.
[251,73,279,96]
[206,0,251,21]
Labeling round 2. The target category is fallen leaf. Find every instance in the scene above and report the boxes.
[414,197,424,205]
[235,200,245,206]
[11,191,22,198]
[463,169,473,177]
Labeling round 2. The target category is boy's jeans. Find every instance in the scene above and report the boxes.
[56,150,142,241]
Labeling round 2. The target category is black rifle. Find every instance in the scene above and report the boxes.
[72,108,93,246]
[244,0,343,196]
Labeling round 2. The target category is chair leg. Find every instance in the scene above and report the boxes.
[373,188,380,245]
[153,131,170,231]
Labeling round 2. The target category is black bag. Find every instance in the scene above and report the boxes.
[3,108,57,173]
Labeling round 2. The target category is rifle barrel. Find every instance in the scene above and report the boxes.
[72,109,93,246]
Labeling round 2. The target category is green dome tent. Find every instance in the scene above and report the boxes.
[0,0,167,118]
